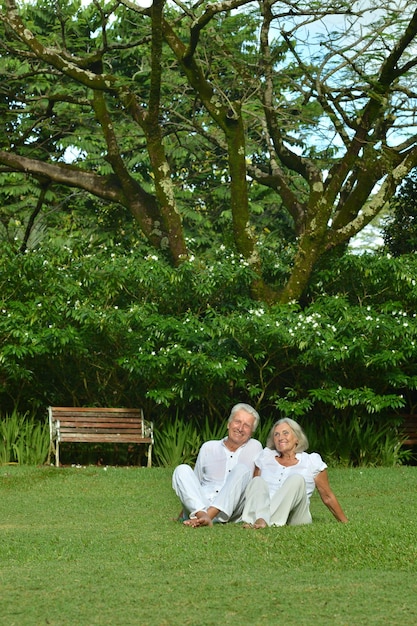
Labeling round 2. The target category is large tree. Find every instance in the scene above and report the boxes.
[1,0,417,302]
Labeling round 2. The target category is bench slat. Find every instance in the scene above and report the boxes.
[59,434,153,443]
[58,427,148,433]
[50,408,142,417]
[58,419,146,428]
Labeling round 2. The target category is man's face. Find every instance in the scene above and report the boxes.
[227,409,255,447]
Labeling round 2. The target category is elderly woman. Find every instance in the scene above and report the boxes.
[242,418,348,528]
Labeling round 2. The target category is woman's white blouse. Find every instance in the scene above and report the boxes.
[255,448,327,500]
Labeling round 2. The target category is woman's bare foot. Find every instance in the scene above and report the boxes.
[243,518,267,529]
[253,518,267,529]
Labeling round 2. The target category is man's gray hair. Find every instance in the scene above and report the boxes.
[228,403,260,431]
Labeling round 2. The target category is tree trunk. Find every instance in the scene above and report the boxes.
[278,229,325,304]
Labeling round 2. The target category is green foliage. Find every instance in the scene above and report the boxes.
[308,250,417,311]
[0,411,49,465]
[383,169,417,256]
[251,416,275,449]
[0,238,258,414]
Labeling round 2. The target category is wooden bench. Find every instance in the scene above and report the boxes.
[48,407,154,467]
[402,414,417,446]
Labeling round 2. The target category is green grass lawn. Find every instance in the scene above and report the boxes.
[1,464,416,626]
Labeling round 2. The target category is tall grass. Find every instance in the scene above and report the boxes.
[0,411,49,465]
[154,412,411,468]
[302,413,412,466]
[0,409,411,468]
[154,415,202,467]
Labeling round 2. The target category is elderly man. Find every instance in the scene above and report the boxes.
[172,403,262,527]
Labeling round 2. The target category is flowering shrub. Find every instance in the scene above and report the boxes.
[1,240,416,464]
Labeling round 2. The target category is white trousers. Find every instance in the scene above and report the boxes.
[172,463,252,523]
[242,475,312,526]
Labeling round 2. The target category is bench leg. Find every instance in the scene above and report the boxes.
[147,444,152,468]
[47,442,53,466]
[48,439,59,467]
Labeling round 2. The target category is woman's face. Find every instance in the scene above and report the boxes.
[273,422,298,454]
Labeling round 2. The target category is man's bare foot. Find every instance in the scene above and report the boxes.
[183,511,213,527]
